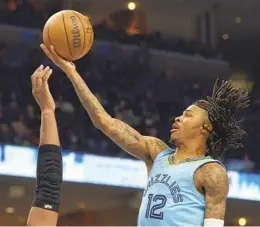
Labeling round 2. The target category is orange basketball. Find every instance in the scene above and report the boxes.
[43,10,94,61]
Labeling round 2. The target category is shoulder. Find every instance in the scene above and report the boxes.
[195,162,229,195]
[196,162,226,176]
[144,136,169,161]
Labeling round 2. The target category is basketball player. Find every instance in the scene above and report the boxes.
[41,44,250,226]
[27,65,62,226]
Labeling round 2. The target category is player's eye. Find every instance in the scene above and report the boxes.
[185,113,192,117]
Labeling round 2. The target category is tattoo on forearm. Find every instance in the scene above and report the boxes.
[71,76,106,118]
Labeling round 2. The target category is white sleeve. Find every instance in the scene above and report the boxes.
[204,218,224,226]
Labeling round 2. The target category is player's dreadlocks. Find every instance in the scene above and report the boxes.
[195,79,250,161]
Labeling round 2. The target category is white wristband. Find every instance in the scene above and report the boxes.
[204,218,224,226]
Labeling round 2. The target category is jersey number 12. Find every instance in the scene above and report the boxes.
[145,194,167,220]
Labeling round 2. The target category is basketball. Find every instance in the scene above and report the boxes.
[43,10,94,61]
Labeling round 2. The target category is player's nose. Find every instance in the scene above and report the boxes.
[175,116,181,123]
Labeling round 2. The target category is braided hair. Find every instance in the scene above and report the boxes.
[195,79,250,161]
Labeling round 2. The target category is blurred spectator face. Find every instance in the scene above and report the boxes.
[0,123,9,133]
[10,100,18,108]
[7,0,18,11]
[193,83,200,89]
[18,114,24,122]
[27,104,35,119]
[119,100,126,108]
[146,90,153,100]
[57,95,63,102]
[147,127,157,137]
[171,105,210,146]
[165,69,174,79]
[27,104,34,114]
[244,154,249,161]
[27,0,45,11]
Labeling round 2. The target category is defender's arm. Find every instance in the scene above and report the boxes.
[27,66,62,226]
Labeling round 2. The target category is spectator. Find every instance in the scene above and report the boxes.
[12,114,31,138]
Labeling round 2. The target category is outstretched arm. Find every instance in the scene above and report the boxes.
[195,163,229,226]
[41,44,168,161]
[67,70,168,161]
[27,66,62,226]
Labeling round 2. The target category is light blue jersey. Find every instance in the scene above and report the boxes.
[137,148,223,226]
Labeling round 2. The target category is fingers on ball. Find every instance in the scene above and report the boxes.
[40,44,55,62]
[50,45,60,60]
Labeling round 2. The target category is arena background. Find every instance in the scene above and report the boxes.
[0,0,259,225]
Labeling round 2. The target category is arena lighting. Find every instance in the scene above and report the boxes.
[222,33,229,40]
[5,207,15,214]
[128,1,136,10]
[238,217,247,226]
[235,16,242,24]
[77,202,86,209]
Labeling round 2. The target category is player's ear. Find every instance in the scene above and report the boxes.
[201,120,212,135]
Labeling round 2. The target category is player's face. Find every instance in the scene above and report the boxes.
[170,105,209,144]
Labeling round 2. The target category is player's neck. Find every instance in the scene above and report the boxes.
[175,140,206,162]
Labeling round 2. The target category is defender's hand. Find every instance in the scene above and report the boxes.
[40,44,75,76]
[31,65,55,112]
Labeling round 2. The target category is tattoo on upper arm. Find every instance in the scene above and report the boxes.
[197,163,229,219]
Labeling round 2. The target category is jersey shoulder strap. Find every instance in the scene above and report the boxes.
[193,157,225,173]
[154,147,175,161]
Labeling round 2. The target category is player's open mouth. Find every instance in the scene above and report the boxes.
[171,123,179,133]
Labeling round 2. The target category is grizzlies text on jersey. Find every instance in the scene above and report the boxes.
[137,148,223,226]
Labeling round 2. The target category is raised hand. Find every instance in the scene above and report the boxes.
[40,44,75,76]
[31,65,55,112]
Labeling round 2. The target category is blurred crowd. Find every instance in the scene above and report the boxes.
[0,42,212,155]
[0,0,219,59]
[0,0,61,28]
[0,41,259,173]
[0,0,259,173]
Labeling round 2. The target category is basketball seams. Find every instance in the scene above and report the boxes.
[88,28,93,52]
[72,12,86,59]
[86,25,93,53]
[87,18,94,53]
[84,19,93,54]
[62,12,73,58]
[47,22,52,46]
